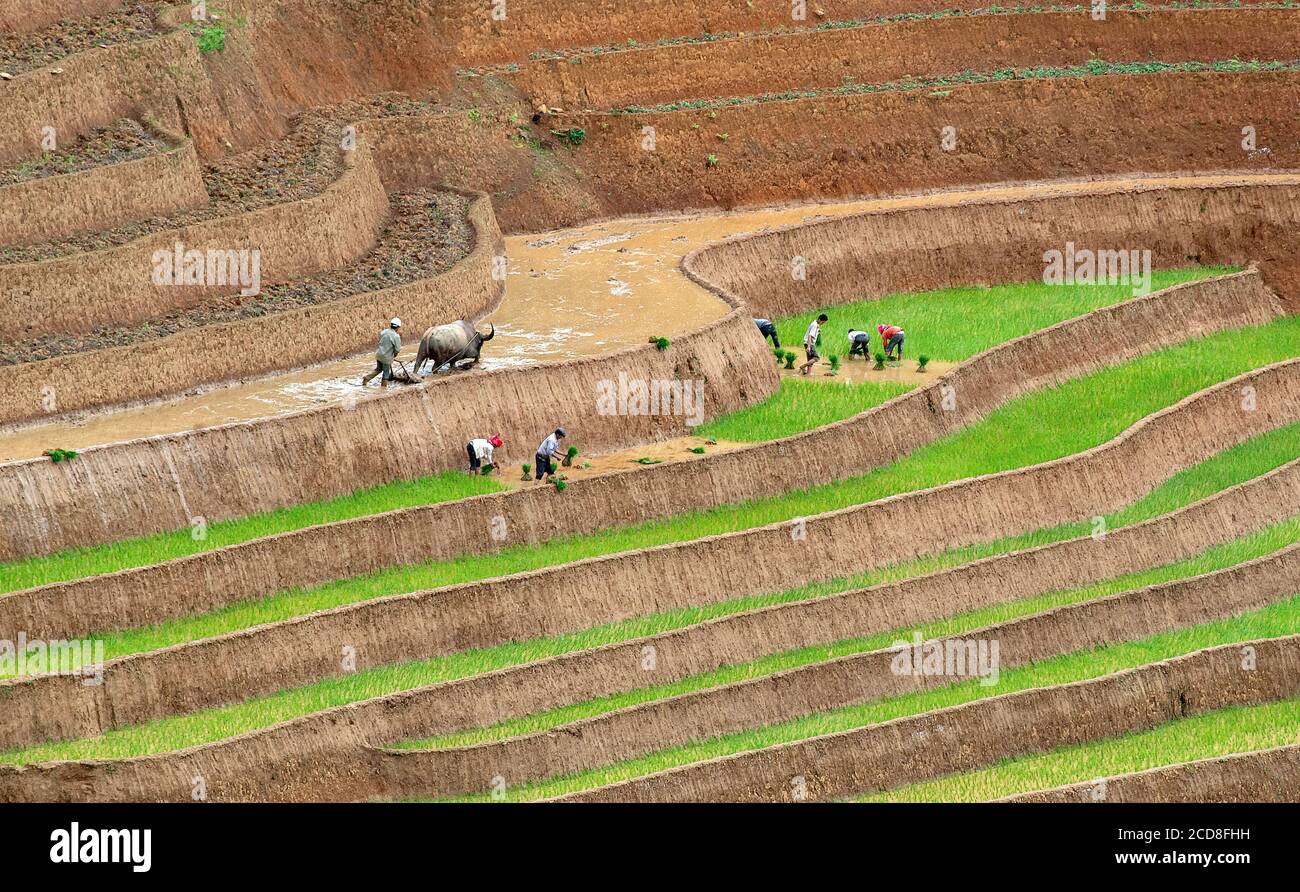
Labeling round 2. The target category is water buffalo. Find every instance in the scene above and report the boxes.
[412,320,495,377]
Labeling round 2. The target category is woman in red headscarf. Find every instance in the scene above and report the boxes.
[467,434,504,474]
[878,323,906,363]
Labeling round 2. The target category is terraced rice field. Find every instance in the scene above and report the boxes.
[1,0,1297,820]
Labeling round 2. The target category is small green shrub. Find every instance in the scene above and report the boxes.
[551,127,586,146]
[706,154,719,168]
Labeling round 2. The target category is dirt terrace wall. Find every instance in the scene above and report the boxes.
[0,180,1288,563]
[552,71,1300,231]
[0,30,224,166]
[515,9,1300,111]
[0,264,1279,632]
[3,452,1293,802]
[380,545,1300,800]
[560,635,1300,802]
[1001,744,1300,803]
[444,0,1014,66]
[0,0,124,35]
[0,136,384,347]
[0,140,206,248]
[0,186,496,428]
[691,182,1300,319]
[2,358,1295,754]
[0,296,774,563]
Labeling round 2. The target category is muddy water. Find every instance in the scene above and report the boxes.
[0,172,1291,461]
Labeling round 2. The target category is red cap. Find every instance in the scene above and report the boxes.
[490,435,504,448]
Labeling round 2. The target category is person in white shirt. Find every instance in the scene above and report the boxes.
[799,313,828,376]
[535,427,567,481]
[467,435,503,474]
[847,327,871,358]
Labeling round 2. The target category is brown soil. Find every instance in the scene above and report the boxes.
[781,357,954,386]
[0,118,167,187]
[494,435,750,490]
[0,95,436,265]
[0,4,163,76]
[0,190,473,365]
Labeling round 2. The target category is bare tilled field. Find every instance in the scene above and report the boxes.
[1,0,1298,829]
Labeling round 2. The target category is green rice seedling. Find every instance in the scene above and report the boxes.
[42,448,78,463]
[648,336,670,351]
[774,349,784,365]
[396,519,1300,752]
[520,463,531,480]
[690,447,706,455]
[873,351,886,370]
[705,438,718,445]
[553,479,568,493]
[858,698,1300,803]
[479,463,494,476]
[32,321,1299,658]
[828,355,842,374]
[563,446,579,467]
[581,462,593,470]
[633,457,663,465]
[0,267,1243,595]
[441,596,1300,801]
[7,456,1294,764]
[783,351,796,369]
[917,354,930,372]
[706,154,719,167]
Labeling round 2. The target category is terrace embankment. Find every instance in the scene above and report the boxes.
[0,134,206,249]
[1000,745,1300,803]
[2,456,1294,801]
[0,187,494,426]
[0,133,383,348]
[377,545,1300,800]
[544,70,1300,232]
[0,265,1282,635]
[512,8,1300,112]
[0,0,128,37]
[558,636,1300,802]
[2,358,1295,753]
[0,173,1293,562]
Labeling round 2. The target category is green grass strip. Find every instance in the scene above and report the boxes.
[395,516,1300,749]
[80,316,1300,661]
[697,378,913,441]
[0,471,505,595]
[856,698,1300,802]
[2,433,1293,765]
[442,597,1300,802]
[0,269,1219,592]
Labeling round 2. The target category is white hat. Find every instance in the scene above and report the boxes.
[390,317,402,328]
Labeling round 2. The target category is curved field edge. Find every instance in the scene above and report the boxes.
[56,323,1300,664]
[0,267,1225,594]
[855,699,1300,803]
[0,266,1267,643]
[542,627,1300,803]
[393,518,1300,753]
[1,426,1295,777]
[998,742,1300,803]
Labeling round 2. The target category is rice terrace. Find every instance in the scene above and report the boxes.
[2,0,1300,833]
